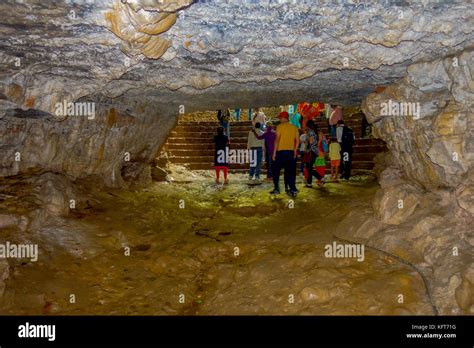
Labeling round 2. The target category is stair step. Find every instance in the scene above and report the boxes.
[173,126,253,132]
[168,152,378,163]
[171,131,251,137]
[167,116,383,175]
[167,149,382,157]
[184,161,375,170]
[167,137,384,146]
[177,117,363,126]
[174,122,363,131]
[165,145,387,154]
[170,126,362,139]
[178,121,253,126]
[166,137,385,146]
[193,168,371,175]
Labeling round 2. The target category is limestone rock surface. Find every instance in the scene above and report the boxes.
[1,1,473,183]
[362,51,474,190]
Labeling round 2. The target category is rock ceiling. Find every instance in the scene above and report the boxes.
[0,0,473,116]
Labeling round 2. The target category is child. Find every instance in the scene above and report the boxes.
[329,137,341,182]
[312,129,328,186]
[213,126,229,184]
[217,109,231,139]
[314,154,326,185]
[303,121,323,187]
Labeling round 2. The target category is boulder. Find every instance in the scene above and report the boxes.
[121,162,152,188]
[299,286,331,304]
[0,214,18,229]
[456,186,474,216]
[373,184,422,225]
[33,172,74,217]
[151,166,168,182]
[378,166,406,189]
[455,267,474,313]
[336,209,384,242]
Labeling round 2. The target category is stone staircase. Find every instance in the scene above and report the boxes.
[163,117,387,175]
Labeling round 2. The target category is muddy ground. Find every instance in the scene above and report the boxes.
[0,171,433,315]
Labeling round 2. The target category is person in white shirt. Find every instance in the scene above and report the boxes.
[247,122,265,181]
[336,121,344,143]
[252,108,266,128]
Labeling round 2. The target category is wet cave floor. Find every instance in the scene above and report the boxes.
[0,172,433,315]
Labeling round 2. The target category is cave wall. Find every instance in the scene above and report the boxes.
[0,105,176,187]
[336,50,474,314]
[362,50,473,191]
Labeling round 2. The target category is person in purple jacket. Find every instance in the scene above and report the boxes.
[252,121,276,179]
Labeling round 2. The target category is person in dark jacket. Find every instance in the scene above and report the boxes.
[213,126,229,184]
[217,109,231,139]
[304,120,324,187]
[337,120,355,180]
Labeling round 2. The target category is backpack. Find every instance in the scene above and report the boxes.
[314,155,326,167]
[321,137,328,153]
[341,126,354,147]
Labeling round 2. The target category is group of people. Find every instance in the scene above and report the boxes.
[214,105,356,195]
[217,108,266,140]
[214,108,268,184]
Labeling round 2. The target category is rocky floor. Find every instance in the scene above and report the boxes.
[0,171,433,315]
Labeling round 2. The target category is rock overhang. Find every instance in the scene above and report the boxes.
[1,0,473,116]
